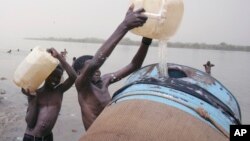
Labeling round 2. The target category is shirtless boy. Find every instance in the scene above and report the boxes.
[73,5,152,130]
[22,48,76,141]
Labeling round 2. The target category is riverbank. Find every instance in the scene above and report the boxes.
[25,37,250,52]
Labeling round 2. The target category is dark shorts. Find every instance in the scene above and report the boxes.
[23,132,53,141]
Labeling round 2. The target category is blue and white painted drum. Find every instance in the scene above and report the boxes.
[112,63,241,135]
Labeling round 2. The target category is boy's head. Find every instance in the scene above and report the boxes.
[73,55,101,84]
[73,55,93,74]
[207,61,211,65]
[45,64,64,88]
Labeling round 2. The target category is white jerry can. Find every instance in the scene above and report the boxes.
[13,47,59,94]
[130,0,184,40]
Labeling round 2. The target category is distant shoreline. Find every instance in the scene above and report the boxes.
[24,37,250,52]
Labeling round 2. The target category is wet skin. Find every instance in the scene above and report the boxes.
[22,48,76,137]
[75,5,152,130]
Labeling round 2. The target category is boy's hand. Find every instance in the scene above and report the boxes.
[47,48,60,59]
[21,88,35,97]
[142,37,152,46]
[122,4,148,30]
[60,51,67,58]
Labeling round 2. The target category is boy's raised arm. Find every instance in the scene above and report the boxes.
[105,37,152,84]
[48,48,77,92]
[78,5,148,83]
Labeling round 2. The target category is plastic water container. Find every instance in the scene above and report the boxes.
[130,0,184,40]
[13,47,59,94]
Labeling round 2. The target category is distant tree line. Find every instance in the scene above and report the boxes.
[25,37,250,52]
[25,37,105,44]
[167,42,250,52]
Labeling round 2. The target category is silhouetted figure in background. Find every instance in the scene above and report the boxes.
[7,50,11,53]
[203,61,214,75]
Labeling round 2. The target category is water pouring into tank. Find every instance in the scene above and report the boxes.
[80,1,241,141]
[130,0,184,78]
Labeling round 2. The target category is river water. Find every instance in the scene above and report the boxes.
[0,38,250,140]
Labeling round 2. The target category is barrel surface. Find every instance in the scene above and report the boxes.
[80,100,227,141]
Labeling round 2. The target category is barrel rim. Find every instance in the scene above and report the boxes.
[113,63,242,123]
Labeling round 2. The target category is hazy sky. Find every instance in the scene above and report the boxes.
[1,0,250,45]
